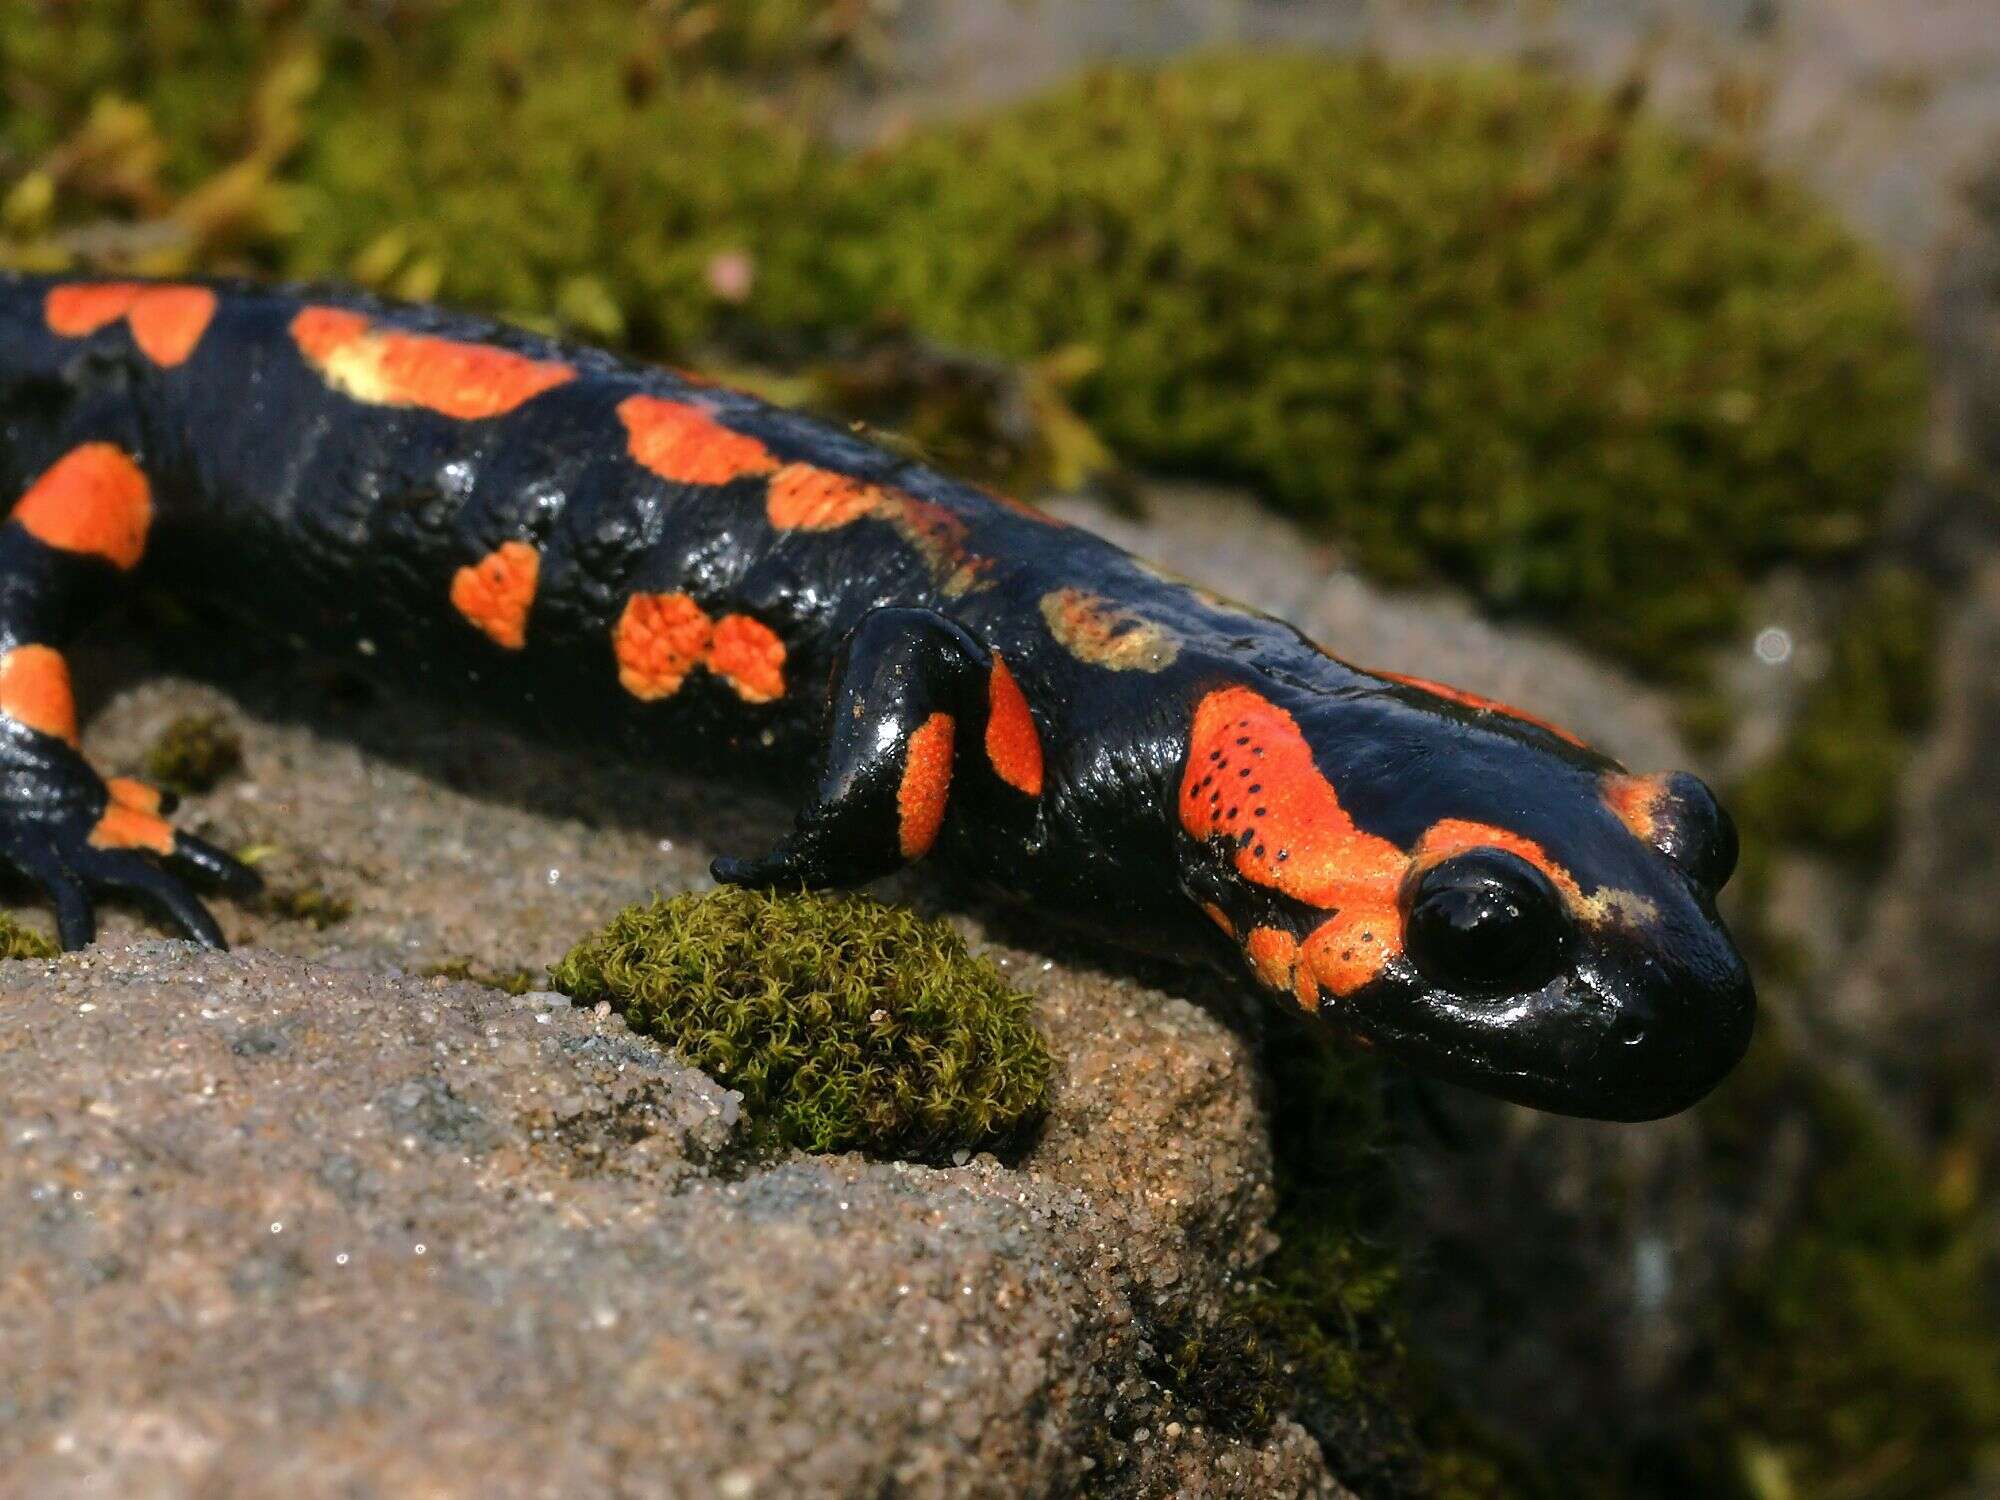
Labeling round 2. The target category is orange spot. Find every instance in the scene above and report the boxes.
[898,712,956,861]
[984,655,1043,796]
[1371,668,1586,748]
[1180,686,1407,911]
[1182,686,1412,1000]
[46,283,217,366]
[613,592,713,700]
[1603,773,1669,843]
[1246,926,1300,994]
[618,395,778,486]
[89,801,175,856]
[707,614,786,703]
[291,306,574,420]
[10,443,152,570]
[450,541,540,649]
[1301,912,1395,1002]
[766,464,887,529]
[0,644,78,745]
[45,282,140,337]
[126,285,217,366]
[105,777,164,814]
[1201,903,1235,939]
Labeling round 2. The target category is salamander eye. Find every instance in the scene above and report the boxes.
[1404,848,1567,997]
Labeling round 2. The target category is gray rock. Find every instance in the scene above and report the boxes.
[0,946,1339,1499]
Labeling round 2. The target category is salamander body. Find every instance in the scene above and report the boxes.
[0,274,1752,1118]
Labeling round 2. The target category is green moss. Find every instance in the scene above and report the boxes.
[0,910,58,960]
[785,55,1925,672]
[1691,1026,2000,1499]
[550,887,1052,1160]
[421,957,540,996]
[143,712,243,795]
[1734,567,1939,863]
[257,882,352,930]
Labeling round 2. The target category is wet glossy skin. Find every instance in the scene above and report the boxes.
[0,274,1753,1118]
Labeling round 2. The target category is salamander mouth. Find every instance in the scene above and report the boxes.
[1346,952,1756,1121]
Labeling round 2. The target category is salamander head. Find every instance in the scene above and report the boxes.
[1175,680,1753,1120]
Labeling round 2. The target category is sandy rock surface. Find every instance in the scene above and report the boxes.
[0,946,1335,1499]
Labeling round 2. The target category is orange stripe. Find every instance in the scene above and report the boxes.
[291,306,574,420]
[618,395,778,486]
[766,464,885,529]
[0,645,78,745]
[10,444,152,570]
[984,655,1043,796]
[450,541,540,649]
[897,712,956,861]
[1372,668,1586,748]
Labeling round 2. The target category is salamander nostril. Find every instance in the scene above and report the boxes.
[1611,1011,1648,1046]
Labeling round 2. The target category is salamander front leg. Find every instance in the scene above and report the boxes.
[0,443,260,949]
[713,607,987,889]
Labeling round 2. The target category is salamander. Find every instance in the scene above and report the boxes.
[0,273,1753,1119]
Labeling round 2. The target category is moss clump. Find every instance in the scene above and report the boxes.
[0,911,58,960]
[1734,567,1939,864]
[551,887,1052,1160]
[143,712,243,795]
[786,55,1925,672]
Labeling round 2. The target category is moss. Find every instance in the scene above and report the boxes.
[550,887,1052,1161]
[1689,1025,2000,1499]
[784,55,1925,673]
[0,910,58,960]
[1733,567,1940,863]
[421,957,540,996]
[143,712,244,795]
[256,882,352,930]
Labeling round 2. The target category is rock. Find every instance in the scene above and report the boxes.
[0,946,1338,1498]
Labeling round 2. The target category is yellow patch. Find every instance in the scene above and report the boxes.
[1038,588,1178,672]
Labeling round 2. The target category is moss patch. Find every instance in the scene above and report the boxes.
[0,910,58,960]
[784,55,1925,672]
[143,712,244,796]
[551,887,1052,1161]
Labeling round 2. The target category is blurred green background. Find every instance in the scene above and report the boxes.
[2,3,1994,1497]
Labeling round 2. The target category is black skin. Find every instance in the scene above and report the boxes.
[0,274,1755,1119]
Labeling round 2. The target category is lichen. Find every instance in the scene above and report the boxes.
[0,910,58,960]
[783,55,1926,673]
[550,887,1052,1161]
[143,712,244,795]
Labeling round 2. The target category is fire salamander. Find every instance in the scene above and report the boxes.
[0,274,1753,1118]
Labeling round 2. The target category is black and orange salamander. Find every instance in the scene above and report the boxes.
[0,274,1753,1118]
